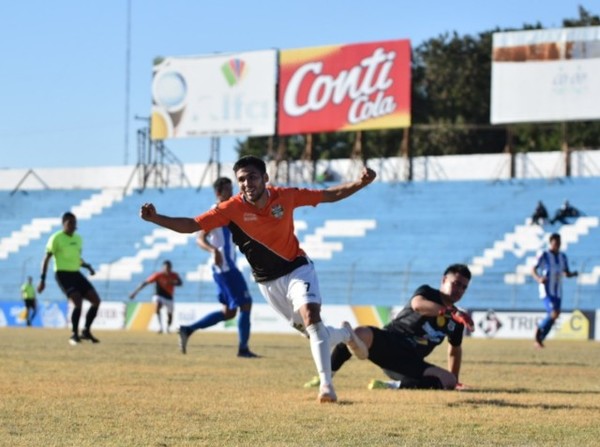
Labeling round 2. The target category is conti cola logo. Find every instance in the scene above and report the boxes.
[221,58,247,87]
[283,47,397,124]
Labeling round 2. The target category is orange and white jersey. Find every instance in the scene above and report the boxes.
[195,186,323,282]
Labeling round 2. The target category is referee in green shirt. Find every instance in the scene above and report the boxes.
[38,212,102,345]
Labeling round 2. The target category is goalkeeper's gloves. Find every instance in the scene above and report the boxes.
[439,306,474,332]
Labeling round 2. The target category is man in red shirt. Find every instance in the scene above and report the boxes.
[130,260,182,334]
[139,155,376,403]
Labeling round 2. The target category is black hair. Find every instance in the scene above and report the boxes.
[233,155,266,175]
[212,177,232,193]
[62,212,76,223]
[444,263,472,280]
[163,260,172,268]
[549,233,561,242]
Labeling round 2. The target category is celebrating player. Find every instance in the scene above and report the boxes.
[139,155,375,403]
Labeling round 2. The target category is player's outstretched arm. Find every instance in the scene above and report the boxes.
[139,203,200,233]
[321,167,376,203]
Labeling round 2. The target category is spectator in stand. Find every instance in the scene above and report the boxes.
[550,200,583,225]
[530,201,549,226]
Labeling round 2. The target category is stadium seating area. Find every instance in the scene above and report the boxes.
[1,177,599,311]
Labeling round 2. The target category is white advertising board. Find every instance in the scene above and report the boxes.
[491,26,600,124]
[471,309,590,340]
[150,49,277,139]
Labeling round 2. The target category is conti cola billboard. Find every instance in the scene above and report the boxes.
[278,39,411,135]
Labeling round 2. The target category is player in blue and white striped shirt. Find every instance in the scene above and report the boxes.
[178,177,258,358]
[531,233,578,348]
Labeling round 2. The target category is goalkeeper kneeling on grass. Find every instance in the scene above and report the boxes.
[305,263,474,391]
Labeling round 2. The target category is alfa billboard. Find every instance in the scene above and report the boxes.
[150,49,277,140]
[278,39,411,135]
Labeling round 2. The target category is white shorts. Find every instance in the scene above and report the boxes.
[257,262,322,335]
[152,295,174,313]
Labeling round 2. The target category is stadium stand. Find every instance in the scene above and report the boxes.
[0,177,598,312]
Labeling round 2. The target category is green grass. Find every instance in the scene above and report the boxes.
[1,328,599,446]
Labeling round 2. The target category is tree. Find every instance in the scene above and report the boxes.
[411,30,506,156]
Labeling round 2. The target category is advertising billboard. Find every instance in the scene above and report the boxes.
[278,39,411,135]
[491,26,600,124]
[471,309,593,340]
[150,49,277,140]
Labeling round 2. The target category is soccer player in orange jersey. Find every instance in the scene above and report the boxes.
[139,155,376,403]
[130,260,183,334]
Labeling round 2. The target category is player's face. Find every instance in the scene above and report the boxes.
[235,166,268,205]
[63,216,76,235]
[549,238,561,252]
[441,272,469,303]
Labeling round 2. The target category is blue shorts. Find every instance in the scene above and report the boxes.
[542,295,561,313]
[214,269,252,310]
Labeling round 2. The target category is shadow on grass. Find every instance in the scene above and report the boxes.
[470,360,590,367]
[459,387,600,395]
[448,399,600,410]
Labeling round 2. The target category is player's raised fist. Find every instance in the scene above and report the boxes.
[360,167,376,185]
[140,203,157,221]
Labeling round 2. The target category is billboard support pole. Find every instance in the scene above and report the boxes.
[196,137,221,191]
[273,137,288,184]
[505,126,515,179]
[346,131,365,181]
[400,127,411,182]
[562,122,571,177]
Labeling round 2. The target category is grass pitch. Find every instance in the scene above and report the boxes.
[1,328,599,446]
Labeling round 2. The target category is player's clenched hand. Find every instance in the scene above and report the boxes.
[140,203,157,221]
[360,167,377,185]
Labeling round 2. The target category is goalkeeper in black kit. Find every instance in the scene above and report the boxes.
[306,263,474,391]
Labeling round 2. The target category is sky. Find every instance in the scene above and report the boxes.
[0,0,595,169]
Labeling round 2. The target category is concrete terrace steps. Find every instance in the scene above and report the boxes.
[502,217,599,284]
[0,189,126,260]
[93,228,197,281]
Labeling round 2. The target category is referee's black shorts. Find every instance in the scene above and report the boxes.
[55,271,95,297]
[368,327,435,378]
